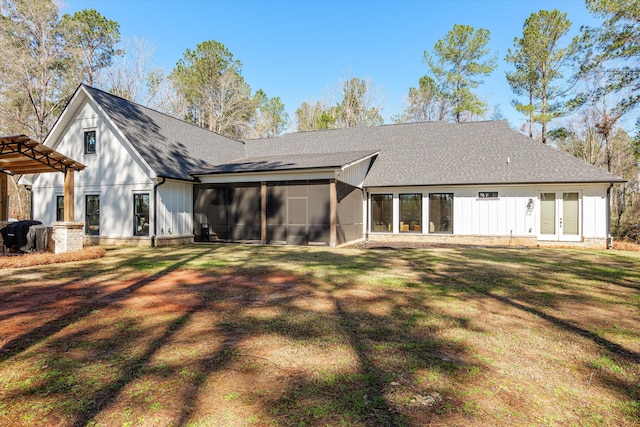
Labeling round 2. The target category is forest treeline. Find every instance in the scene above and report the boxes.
[0,0,638,241]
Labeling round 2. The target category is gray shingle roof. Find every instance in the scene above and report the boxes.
[246,121,624,186]
[83,85,246,181]
[83,83,623,186]
[194,150,379,174]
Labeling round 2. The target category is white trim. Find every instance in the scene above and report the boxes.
[197,169,338,184]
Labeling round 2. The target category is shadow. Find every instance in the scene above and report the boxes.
[487,292,640,363]
[0,247,214,362]
[1,244,638,425]
[85,86,246,181]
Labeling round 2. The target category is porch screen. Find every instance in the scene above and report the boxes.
[563,192,579,235]
[540,193,556,235]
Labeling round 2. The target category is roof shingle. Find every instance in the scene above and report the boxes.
[83,85,246,181]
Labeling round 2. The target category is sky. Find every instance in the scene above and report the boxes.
[62,0,601,131]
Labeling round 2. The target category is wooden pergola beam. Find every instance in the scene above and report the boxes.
[0,135,84,222]
[0,135,85,175]
[0,173,7,222]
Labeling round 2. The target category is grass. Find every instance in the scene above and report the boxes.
[0,244,639,426]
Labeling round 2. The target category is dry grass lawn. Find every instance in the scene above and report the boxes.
[0,244,638,426]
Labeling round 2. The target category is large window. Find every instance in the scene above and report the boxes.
[56,195,64,222]
[85,195,100,235]
[429,193,453,233]
[134,194,150,236]
[84,130,96,154]
[399,193,422,232]
[371,194,392,232]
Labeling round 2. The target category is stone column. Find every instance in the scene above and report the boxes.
[52,222,84,254]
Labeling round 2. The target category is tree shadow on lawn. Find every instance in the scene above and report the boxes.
[1,244,639,426]
[1,245,488,426]
[401,247,640,418]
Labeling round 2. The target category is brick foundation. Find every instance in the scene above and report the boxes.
[365,233,610,249]
[367,233,539,247]
[52,222,84,254]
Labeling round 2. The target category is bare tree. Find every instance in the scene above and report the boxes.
[0,0,76,141]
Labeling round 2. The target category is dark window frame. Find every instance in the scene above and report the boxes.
[478,191,499,199]
[84,130,96,155]
[85,195,100,235]
[56,195,64,222]
[133,193,150,237]
[399,193,422,233]
[429,193,454,234]
[370,193,393,233]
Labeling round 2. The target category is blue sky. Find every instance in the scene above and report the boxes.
[63,0,599,131]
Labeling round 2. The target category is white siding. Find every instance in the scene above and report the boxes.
[337,157,374,188]
[32,98,154,238]
[579,185,609,238]
[367,183,610,240]
[156,180,194,237]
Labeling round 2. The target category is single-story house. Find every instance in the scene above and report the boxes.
[25,84,624,248]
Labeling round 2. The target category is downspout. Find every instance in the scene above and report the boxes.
[365,190,369,246]
[606,183,613,249]
[151,177,166,247]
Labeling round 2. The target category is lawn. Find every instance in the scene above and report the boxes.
[0,244,638,426]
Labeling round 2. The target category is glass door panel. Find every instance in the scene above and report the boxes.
[539,193,556,236]
[562,192,579,236]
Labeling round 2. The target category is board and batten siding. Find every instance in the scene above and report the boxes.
[156,180,194,239]
[366,183,610,240]
[336,157,375,188]
[32,98,154,239]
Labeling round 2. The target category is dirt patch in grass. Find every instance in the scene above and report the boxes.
[0,246,105,269]
[0,245,638,426]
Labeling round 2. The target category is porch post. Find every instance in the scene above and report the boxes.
[0,173,7,221]
[330,178,337,247]
[261,181,267,244]
[63,169,75,222]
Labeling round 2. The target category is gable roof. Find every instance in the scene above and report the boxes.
[194,150,378,175]
[246,121,625,186]
[48,85,623,187]
[81,85,246,181]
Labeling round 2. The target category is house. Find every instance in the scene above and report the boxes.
[27,84,624,249]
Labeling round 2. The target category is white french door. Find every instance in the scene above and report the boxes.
[539,191,581,242]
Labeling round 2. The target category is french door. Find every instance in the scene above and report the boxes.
[539,192,581,242]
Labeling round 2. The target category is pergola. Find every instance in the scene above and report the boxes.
[0,135,85,222]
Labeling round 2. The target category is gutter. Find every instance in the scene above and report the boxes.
[151,177,166,247]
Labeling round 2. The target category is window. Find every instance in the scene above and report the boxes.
[399,193,422,232]
[84,130,96,154]
[371,194,392,232]
[85,195,100,235]
[134,194,150,236]
[429,193,453,233]
[56,195,64,222]
[478,191,498,198]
